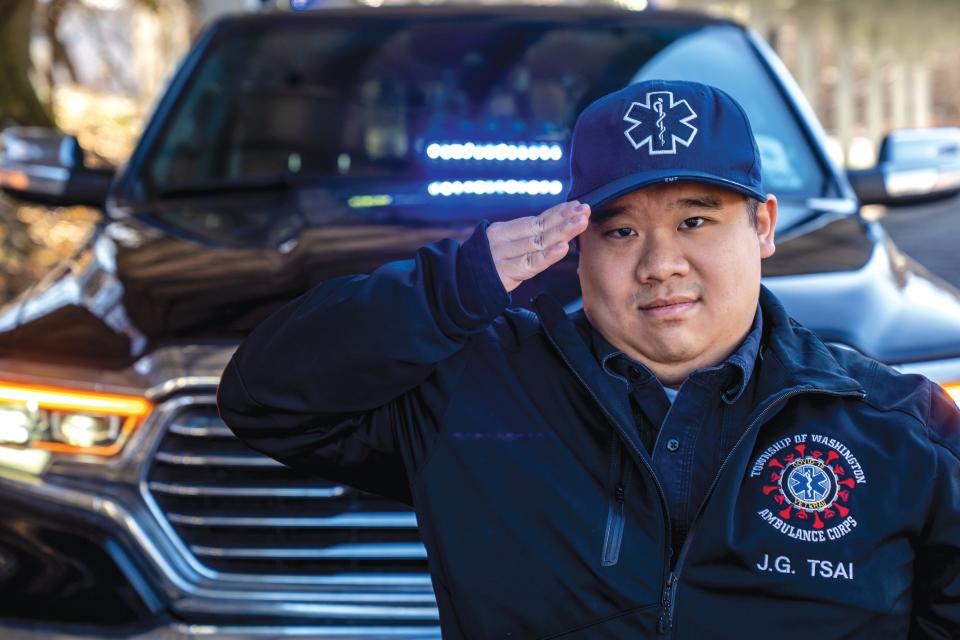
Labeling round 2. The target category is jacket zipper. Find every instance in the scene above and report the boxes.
[602,437,631,566]
[657,386,866,636]
[540,330,674,581]
[658,571,679,633]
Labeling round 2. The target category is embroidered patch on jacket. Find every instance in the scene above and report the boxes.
[749,434,867,543]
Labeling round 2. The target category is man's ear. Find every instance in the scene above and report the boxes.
[757,194,777,259]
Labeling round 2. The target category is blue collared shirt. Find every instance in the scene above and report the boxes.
[590,306,764,557]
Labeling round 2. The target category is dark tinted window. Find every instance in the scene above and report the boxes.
[143,17,826,229]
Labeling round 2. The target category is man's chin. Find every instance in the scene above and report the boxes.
[621,332,702,366]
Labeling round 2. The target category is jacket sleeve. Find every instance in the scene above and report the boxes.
[216,223,510,505]
[912,381,960,638]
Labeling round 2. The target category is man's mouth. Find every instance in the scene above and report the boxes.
[638,296,699,319]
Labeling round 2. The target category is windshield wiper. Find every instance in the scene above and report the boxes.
[154,175,299,199]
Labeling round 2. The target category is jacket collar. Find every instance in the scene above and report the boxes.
[752,286,864,398]
[533,285,864,406]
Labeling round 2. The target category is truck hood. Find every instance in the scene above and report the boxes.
[764,219,960,364]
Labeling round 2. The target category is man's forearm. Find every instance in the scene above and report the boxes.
[218,222,510,419]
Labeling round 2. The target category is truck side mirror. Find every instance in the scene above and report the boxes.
[848,129,960,208]
[0,127,115,208]
[846,167,888,206]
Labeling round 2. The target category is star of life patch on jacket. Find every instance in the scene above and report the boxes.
[750,434,867,543]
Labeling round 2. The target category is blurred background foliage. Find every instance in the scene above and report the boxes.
[0,0,199,303]
[0,0,55,127]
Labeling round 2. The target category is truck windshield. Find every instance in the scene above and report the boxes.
[141,17,827,226]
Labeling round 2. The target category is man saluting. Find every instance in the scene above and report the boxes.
[218,80,960,638]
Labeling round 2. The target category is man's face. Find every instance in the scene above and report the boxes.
[577,182,777,385]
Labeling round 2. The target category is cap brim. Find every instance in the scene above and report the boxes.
[572,169,767,209]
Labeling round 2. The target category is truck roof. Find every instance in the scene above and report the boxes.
[216,4,738,28]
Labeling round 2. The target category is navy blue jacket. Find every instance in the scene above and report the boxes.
[217,225,960,638]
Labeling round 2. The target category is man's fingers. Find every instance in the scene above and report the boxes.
[501,240,571,281]
[498,210,589,258]
[488,200,586,244]
[487,200,590,292]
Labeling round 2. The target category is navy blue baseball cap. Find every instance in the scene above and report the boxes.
[566,79,766,208]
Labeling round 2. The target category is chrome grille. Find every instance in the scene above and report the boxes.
[145,403,430,580]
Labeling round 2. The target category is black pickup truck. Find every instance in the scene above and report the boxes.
[1,5,959,639]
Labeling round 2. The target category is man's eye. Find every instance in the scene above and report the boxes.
[680,217,706,230]
[606,228,636,239]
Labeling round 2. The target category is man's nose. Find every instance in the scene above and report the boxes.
[634,230,690,283]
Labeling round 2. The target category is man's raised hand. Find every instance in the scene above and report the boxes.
[486,201,591,293]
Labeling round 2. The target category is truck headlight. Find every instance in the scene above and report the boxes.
[893,358,960,408]
[944,382,960,405]
[0,382,151,459]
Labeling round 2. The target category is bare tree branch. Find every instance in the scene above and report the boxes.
[0,0,56,127]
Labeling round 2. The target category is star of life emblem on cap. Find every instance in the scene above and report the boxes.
[622,90,698,155]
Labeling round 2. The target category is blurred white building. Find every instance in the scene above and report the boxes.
[662,0,960,167]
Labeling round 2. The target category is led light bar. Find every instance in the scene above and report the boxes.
[427,179,564,197]
[0,383,150,416]
[348,194,393,208]
[426,142,563,162]
[0,382,151,457]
